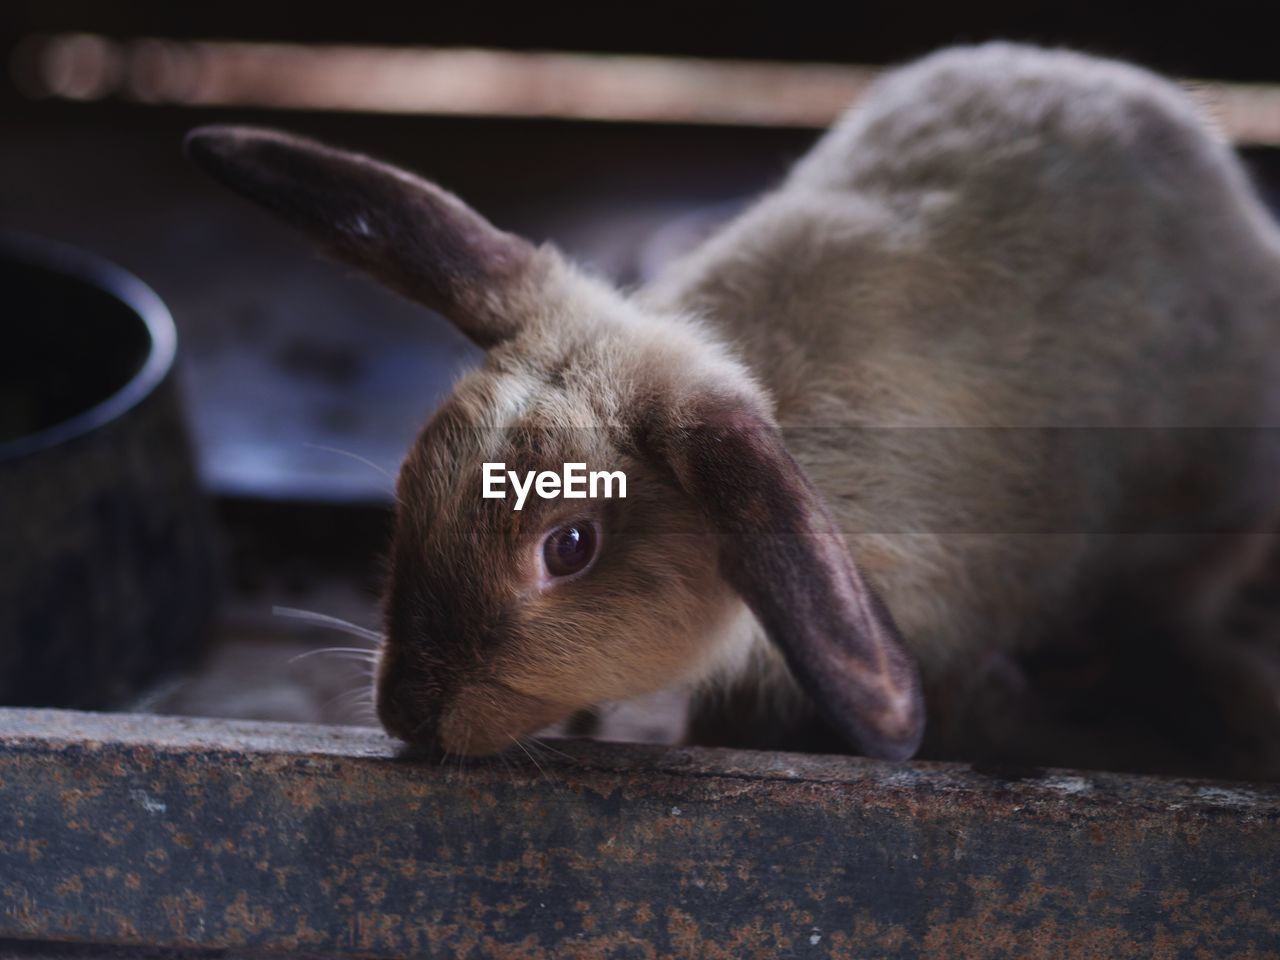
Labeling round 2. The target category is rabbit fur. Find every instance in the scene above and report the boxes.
[186,42,1280,762]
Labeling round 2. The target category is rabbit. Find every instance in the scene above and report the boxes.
[185,41,1280,764]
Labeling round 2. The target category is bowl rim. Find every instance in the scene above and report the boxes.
[0,232,178,462]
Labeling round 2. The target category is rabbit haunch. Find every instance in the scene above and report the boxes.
[186,42,1280,763]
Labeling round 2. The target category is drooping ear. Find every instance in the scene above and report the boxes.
[653,401,925,760]
[184,125,541,348]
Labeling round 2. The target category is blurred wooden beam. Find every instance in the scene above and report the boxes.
[16,34,1280,145]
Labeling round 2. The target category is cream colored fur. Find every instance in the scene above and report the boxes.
[643,44,1280,741]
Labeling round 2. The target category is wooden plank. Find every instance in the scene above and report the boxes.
[22,36,1280,146]
[1,708,1278,958]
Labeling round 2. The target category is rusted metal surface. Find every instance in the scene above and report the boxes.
[1,708,1278,958]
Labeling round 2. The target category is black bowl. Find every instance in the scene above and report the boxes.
[0,234,217,709]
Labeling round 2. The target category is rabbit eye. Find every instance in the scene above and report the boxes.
[542,521,597,578]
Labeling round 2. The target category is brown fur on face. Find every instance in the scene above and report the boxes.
[186,123,821,756]
[375,324,747,754]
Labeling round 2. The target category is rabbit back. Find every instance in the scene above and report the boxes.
[648,43,1280,682]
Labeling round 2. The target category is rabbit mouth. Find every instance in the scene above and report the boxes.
[435,681,575,757]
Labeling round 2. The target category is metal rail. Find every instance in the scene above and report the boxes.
[2,708,1278,957]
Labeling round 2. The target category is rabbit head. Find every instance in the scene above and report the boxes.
[185,126,924,760]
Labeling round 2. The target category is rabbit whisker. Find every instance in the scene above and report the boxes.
[303,443,407,509]
[496,749,521,788]
[303,442,398,483]
[287,647,379,665]
[329,686,376,704]
[320,685,376,718]
[273,606,383,644]
[524,737,576,763]
[510,735,569,800]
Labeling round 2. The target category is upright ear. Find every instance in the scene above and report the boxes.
[184,125,541,348]
[653,401,925,760]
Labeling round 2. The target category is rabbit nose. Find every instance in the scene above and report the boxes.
[376,670,442,752]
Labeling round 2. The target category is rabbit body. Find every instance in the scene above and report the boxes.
[188,43,1280,762]
[647,44,1280,748]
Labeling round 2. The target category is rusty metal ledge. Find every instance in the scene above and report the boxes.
[1,708,1278,958]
